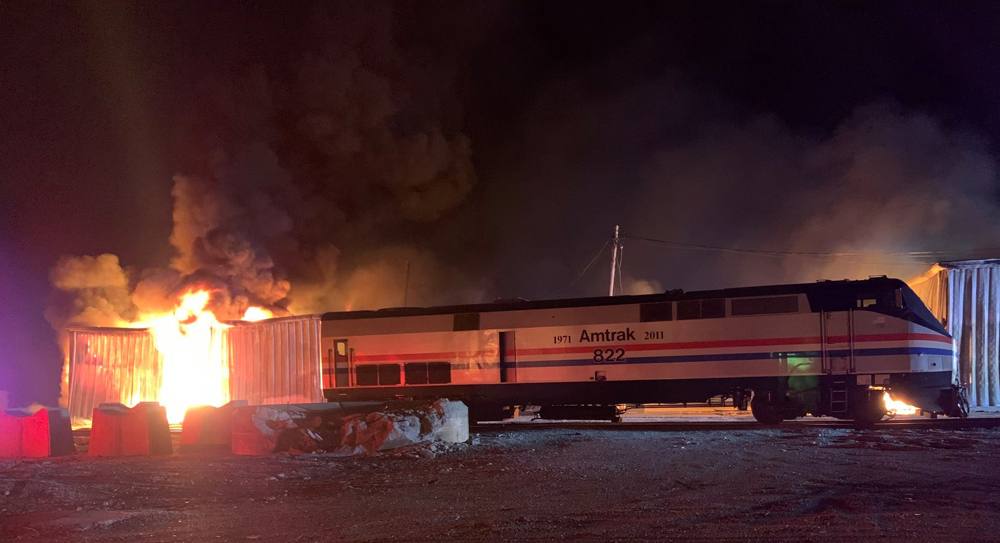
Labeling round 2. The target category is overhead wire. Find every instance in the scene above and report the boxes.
[622,233,1000,264]
[551,230,997,300]
[547,239,610,298]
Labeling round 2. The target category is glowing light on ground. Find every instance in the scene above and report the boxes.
[242,306,273,321]
[884,392,919,415]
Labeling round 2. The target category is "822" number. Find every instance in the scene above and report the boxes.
[593,348,625,363]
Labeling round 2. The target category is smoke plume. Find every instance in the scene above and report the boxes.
[47,3,486,341]
[48,5,1000,337]
[46,254,133,328]
[491,71,1000,296]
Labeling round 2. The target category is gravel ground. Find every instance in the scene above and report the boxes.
[2,426,1000,542]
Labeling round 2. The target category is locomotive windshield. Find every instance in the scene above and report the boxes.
[898,284,948,336]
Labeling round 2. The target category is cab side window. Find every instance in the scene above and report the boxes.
[856,291,898,310]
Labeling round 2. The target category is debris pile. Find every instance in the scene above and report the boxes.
[232,400,468,456]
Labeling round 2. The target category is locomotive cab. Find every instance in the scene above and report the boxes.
[748,279,963,425]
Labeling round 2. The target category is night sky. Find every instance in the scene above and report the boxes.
[3,1,1000,406]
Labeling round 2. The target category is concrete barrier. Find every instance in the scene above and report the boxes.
[0,408,74,458]
[89,402,171,456]
[180,400,248,451]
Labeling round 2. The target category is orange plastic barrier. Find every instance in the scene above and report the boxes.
[89,402,171,456]
[180,400,248,451]
[0,408,74,458]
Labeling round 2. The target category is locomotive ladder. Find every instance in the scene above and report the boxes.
[829,377,849,415]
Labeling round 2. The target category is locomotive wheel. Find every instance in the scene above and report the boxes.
[948,386,970,418]
[750,393,784,425]
[851,392,887,428]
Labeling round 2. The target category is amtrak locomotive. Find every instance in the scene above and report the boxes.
[320,277,968,424]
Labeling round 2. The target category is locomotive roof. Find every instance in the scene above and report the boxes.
[321,277,916,321]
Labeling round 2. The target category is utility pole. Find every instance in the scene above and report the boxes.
[403,260,411,306]
[608,225,620,296]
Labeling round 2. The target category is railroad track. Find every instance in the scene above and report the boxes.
[474,416,1000,432]
[69,416,1000,437]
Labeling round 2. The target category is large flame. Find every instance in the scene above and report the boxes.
[136,290,232,423]
[883,392,919,415]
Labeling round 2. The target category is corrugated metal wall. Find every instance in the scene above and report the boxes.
[67,327,163,426]
[67,316,324,427]
[910,262,1000,407]
[222,315,324,405]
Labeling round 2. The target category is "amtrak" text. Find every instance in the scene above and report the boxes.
[579,327,636,343]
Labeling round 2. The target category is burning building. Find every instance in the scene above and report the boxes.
[65,293,322,428]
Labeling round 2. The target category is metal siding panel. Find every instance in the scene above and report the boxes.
[294,322,304,397]
[221,316,323,406]
[968,270,979,406]
[236,330,246,402]
[287,322,297,397]
[266,325,276,402]
[982,268,1000,406]
[976,269,988,405]
[277,323,286,402]
[237,328,252,400]
[236,328,246,402]
[951,270,967,389]
[66,328,163,427]
[964,269,975,402]
[287,324,296,397]
[264,324,274,403]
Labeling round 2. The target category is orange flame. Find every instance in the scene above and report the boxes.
[242,306,273,322]
[883,392,919,415]
[137,290,231,423]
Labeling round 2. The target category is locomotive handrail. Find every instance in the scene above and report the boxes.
[848,309,856,373]
[820,311,829,373]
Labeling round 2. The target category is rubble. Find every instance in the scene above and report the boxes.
[231,403,339,455]
[232,400,469,456]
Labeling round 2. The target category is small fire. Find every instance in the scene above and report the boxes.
[242,306,273,322]
[883,392,919,415]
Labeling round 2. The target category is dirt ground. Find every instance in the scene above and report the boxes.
[2,425,1000,542]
